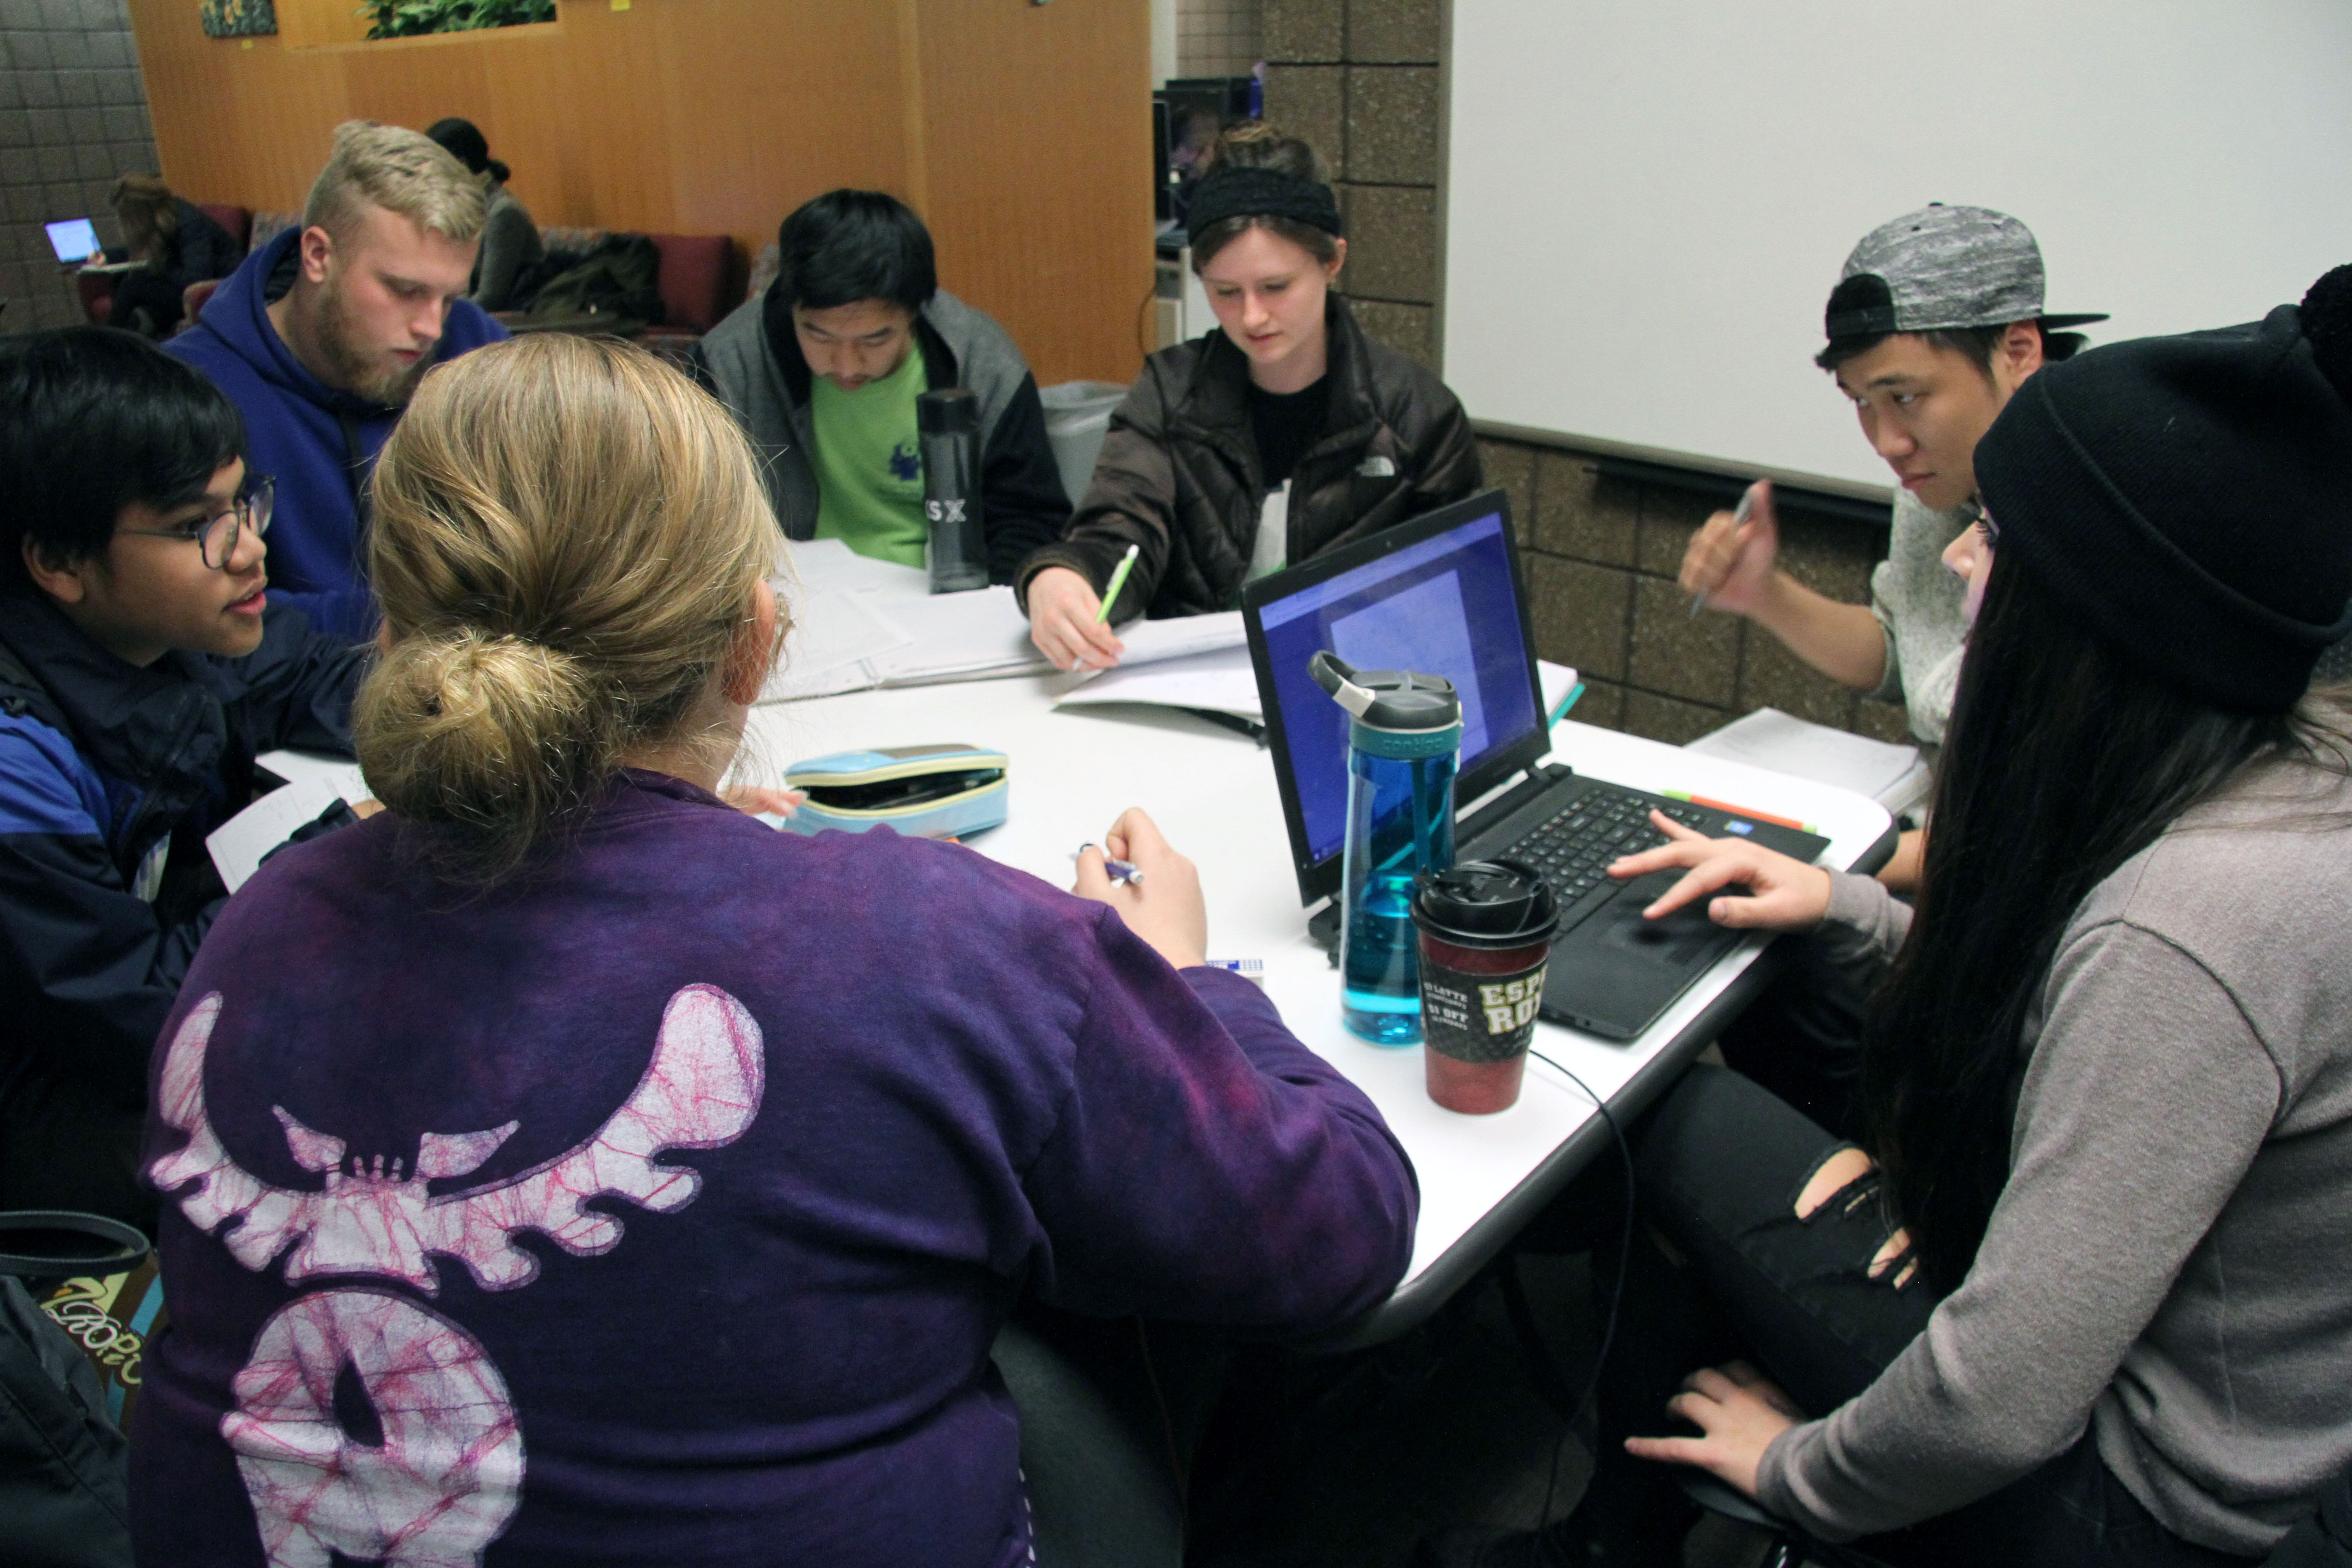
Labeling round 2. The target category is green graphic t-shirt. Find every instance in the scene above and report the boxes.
[810,340,930,568]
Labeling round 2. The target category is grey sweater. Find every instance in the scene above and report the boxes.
[1759,750,2352,1554]
[1865,487,1974,748]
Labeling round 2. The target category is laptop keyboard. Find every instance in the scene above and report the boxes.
[1504,787,1710,909]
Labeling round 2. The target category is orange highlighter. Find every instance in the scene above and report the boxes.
[1662,789,1818,835]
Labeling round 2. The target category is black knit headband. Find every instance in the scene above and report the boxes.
[1185,167,1344,247]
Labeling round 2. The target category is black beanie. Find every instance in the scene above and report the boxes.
[1975,266,2352,712]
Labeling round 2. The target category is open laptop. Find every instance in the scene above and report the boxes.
[45,219,103,266]
[1240,489,1828,1040]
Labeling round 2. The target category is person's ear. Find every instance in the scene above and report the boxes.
[20,534,96,606]
[1994,320,2045,393]
[298,224,336,286]
[1325,236,1348,285]
[720,578,781,707]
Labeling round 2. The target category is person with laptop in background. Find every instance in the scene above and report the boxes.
[0,328,368,1232]
[1680,205,2103,891]
[106,174,244,340]
[1426,270,2352,1568]
[1019,122,1481,672]
[693,188,1071,584]
[169,120,506,642]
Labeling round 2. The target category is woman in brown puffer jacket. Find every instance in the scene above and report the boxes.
[1019,123,1481,671]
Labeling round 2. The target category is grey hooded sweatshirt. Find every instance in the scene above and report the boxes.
[1761,749,2352,1556]
[693,286,1069,585]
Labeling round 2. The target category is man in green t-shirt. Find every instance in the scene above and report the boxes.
[805,314,929,566]
[694,191,1072,582]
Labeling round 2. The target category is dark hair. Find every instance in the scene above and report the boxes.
[0,328,246,592]
[1190,121,1340,269]
[774,190,937,314]
[1860,550,2328,1288]
[425,117,509,186]
[1816,289,2087,377]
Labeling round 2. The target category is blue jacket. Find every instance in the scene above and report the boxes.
[167,228,507,641]
[0,592,366,1119]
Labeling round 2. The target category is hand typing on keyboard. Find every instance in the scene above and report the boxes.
[1606,810,1832,931]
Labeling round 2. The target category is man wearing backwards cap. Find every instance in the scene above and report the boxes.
[1681,205,2105,775]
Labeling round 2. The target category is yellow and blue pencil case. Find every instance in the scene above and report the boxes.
[779,743,1009,840]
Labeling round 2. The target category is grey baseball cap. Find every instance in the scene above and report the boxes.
[1824,203,2107,342]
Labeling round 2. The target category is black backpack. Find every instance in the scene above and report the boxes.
[1,1211,149,1568]
[522,233,664,327]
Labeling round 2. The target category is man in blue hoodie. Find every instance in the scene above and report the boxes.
[171,121,507,642]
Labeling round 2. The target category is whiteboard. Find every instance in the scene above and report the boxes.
[1443,0,2352,495]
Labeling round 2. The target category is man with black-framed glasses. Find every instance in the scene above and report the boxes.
[0,328,368,1231]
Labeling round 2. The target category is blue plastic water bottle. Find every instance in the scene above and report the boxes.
[1311,653,1462,1044]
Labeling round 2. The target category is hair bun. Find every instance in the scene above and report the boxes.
[2302,263,2352,404]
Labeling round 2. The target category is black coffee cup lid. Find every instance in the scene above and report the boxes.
[1411,859,1560,947]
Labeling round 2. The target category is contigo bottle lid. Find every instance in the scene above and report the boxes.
[916,387,980,435]
[1308,652,1462,732]
[1411,859,1561,948]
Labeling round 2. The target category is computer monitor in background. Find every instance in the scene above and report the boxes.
[1155,75,1260,229]
[45,219,102,265]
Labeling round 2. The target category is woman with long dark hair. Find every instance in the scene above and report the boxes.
[1431,271,2352,1566]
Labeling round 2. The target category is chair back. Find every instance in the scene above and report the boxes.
[645,232,740,335]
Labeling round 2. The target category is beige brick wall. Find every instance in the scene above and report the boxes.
[1263,0,1913,750]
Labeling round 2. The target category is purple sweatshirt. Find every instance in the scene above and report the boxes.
[129,772,1416,1566]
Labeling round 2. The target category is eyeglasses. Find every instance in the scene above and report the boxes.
[115,477,275,569]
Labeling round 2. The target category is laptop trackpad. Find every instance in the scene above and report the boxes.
[1539,876,1737,1040]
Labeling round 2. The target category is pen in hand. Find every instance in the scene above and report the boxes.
[1689,485,1758,617]
[1072,845,1145,884]
[1095,544,1140,625]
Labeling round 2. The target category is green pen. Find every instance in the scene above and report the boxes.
[1095,544,1140,624]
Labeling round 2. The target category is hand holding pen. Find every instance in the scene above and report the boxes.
[1682,480,1778,617]
[1071,807,1207,970]
[1024,551,1135,673]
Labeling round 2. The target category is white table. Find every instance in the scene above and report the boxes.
[738,673,1894,1348]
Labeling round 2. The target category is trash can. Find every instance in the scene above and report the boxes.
[1039,380,1129,508]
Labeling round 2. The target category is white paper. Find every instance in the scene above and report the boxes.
[207,775,358,893]
[1683,706,1930,810]
[254,750,370,799]
[763,588,915,701]
[1054,645,1264,721]
[1101,609,1247,668]
[872,585,1054,686]
[774,537,926,599]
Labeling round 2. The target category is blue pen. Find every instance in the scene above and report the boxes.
[1548,682,1587,726]
[1073,845,1146,885]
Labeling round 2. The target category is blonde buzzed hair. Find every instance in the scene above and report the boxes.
[303,120,487,245]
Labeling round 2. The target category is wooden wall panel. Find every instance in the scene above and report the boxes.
[122,0,1147,382]
[912,0,1155,385]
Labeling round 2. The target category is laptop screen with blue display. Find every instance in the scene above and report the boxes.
[1244,490,1546,902]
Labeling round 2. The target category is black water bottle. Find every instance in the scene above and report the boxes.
[918,388,987,593]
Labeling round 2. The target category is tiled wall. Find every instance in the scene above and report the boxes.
[1176,0,1263,80]
[1473,441,1913,745]
[0,0,159,334]
[1262,0,1911,750]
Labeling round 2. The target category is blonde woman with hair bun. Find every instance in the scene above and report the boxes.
[132,335,1417,1567]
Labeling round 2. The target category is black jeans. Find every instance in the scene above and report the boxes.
[1582,1064,2254,1567]
[1715,929,1875,1144]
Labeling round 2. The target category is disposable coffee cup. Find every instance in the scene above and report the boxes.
[1411,860,1560,1115]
